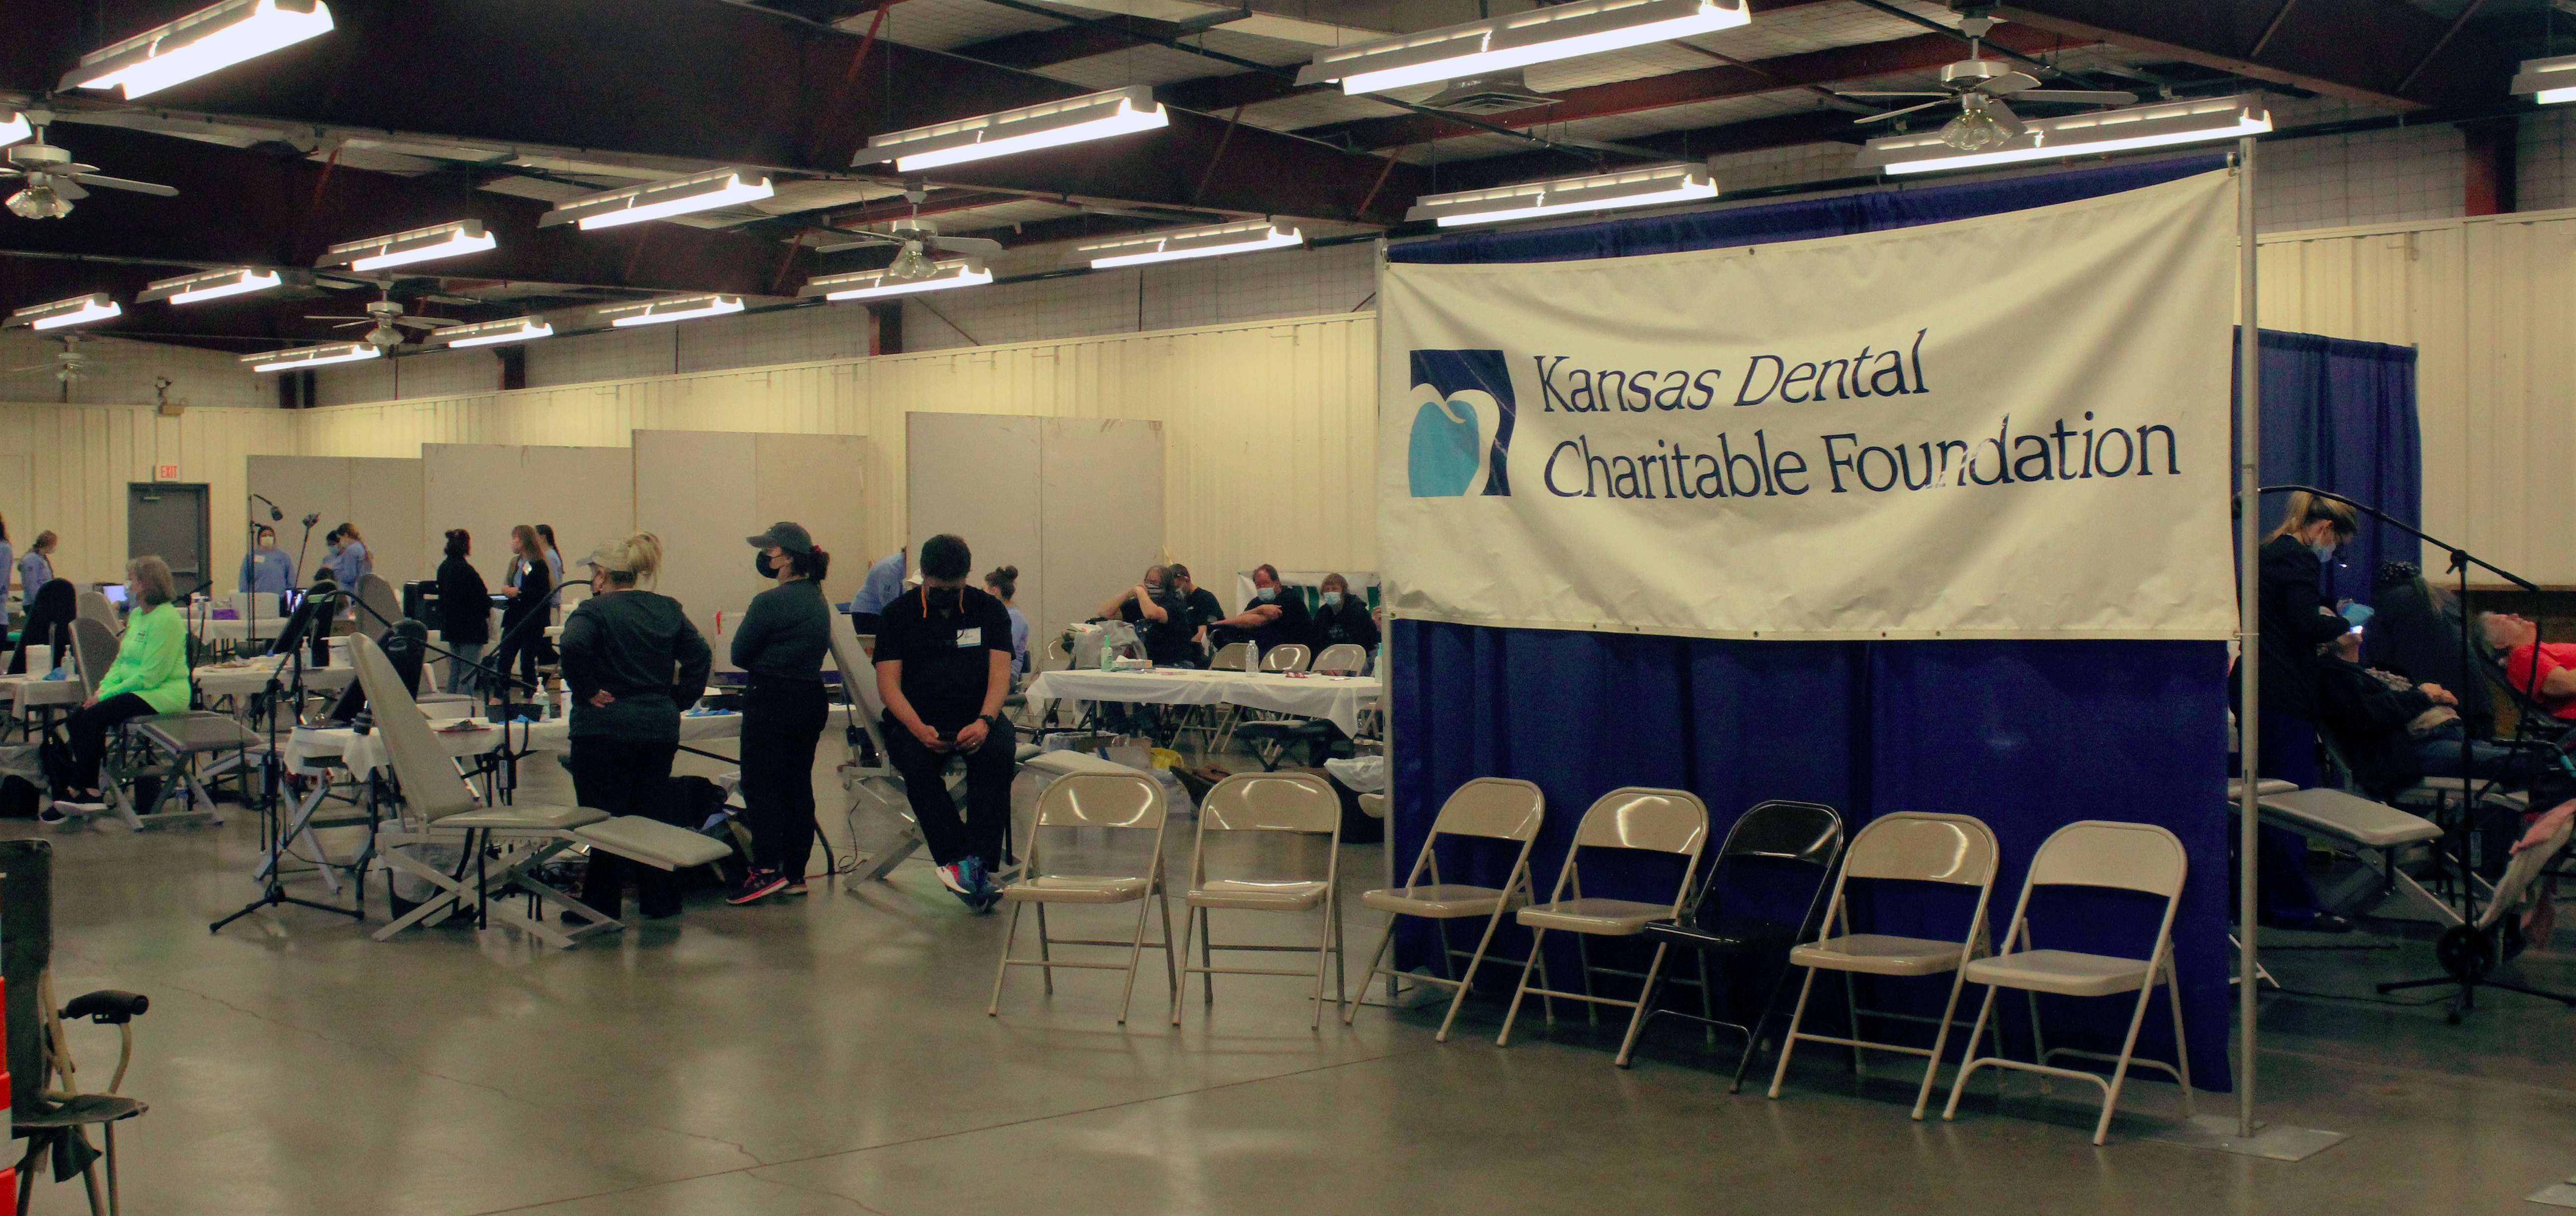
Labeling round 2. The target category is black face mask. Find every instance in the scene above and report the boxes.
[754,551,778,579]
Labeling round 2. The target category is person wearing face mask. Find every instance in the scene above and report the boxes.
[1311,572,1379,656]
[1100,564,1196,668]
[53,557,189,816]
[563,534,712,920]
[1211,563,1314,656]
[239,524,296,597]
[874,533,1016,911]
[1162,563,1223,656]
[728,522,835,905]
[2233,490,2360,933]
[435,529,492,695]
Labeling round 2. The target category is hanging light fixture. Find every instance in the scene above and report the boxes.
[7,293,121,331]
[2513,53,2576,104]
[318,220,496,272]
[597,294,745,327]
[1298,0,1749,96]
[802,261,993,301]
[1407,162,1717,226]
[67,0,335,99]
[0,113,28,148]
[138,266,283,305]
[1080,220,1303,268]
[1856,93,2270,175]
[437,317,554,347]
[1937,94,2021,152]
[5,181,73,221]
[541,167,777,230]
[858,86,1169,172]
[241,341,380,372]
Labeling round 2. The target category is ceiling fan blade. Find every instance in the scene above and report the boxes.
[5,365,56,374]
[930,236,1003,255]
[1838,90,1952,98]
[65,173,177,197]
[1985,99,2026,137]
[50,179,88,201]
[1854,99,1953,125]
[421,293,482,307]
[392,317,455,329]
[2014,89,2140,105]
[304,314,372,321]
[1971,72,2045,96]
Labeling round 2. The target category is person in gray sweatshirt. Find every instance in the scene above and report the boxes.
[727,521,834,905]
[562,534,712,920]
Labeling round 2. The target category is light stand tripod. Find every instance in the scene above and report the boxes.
[211,583,361,933]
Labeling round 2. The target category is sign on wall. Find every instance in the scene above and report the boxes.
[1378,170,2241,641]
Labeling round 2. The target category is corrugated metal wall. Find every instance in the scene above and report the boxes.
[297,313,1380,598]
[2257,206,2576,584]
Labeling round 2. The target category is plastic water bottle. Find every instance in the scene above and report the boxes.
[1100,639,1115,672]
[1243,642,1259,673]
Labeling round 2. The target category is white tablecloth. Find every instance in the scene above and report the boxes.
[1026,669,1381,736]
[194,657,359,701]
[518,710,744,752]
[0,673,82,712]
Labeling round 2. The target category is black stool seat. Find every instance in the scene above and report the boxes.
[13,1093,144,1131]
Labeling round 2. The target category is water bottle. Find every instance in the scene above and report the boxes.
[1243,642,1259,673]
[1099,637,1115,672]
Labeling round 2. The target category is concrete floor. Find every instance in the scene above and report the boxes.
[13,749,2576,1216]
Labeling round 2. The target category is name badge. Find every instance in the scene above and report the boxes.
[955,627,982,648]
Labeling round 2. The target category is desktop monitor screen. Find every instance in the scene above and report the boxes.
[99,584,128,605]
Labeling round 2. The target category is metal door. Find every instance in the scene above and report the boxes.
[128,482,210,592]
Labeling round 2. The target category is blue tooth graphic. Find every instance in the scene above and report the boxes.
[1407,349,1517,498]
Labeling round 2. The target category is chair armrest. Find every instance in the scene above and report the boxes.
[61,990,149,1024]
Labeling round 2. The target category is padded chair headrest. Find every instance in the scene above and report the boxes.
[61,990,148,1024]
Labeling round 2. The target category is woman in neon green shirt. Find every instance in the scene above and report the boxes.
[58,556,190,809]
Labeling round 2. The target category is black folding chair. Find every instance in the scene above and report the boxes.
[1632,800,1844,1088]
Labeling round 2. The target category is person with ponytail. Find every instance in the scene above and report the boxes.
[727,522,835,905]
[2236,489,2362,933]
[562,532,711,920]
[985,565,1028,675]
[492,524,553,695]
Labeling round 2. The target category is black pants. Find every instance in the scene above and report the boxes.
[66,693,155,793]
[740,679,828,878]
[884,713,1015,870]
[570,736,683,917]
[492,619,543,692]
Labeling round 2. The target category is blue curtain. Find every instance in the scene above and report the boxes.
[1384,156,2263,1091]
[2236,329,2422,607]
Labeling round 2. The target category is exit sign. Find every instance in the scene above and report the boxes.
[154,465,178,481]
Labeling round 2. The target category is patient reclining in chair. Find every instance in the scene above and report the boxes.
[2316,631,2563,801]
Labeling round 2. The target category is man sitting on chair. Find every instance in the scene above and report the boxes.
[2319,630,2561,799]
[874,533,1016,912]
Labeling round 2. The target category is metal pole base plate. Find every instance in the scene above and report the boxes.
[2146,1114,2349,1161]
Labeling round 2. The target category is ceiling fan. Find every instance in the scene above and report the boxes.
[5,336,92,384]
[305,288,465,349]
[814,187,1004,280]
[2,108,179,220]
[1845,16,2137,151]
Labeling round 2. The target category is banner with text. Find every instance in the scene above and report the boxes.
[1379,170,2241,641]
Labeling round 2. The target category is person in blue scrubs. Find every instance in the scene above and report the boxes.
[985,566,1030,675]
[18,531,56,601]
[327,521,372,587]
[0,514,16,617]
[238,524,296,596]
[846,548,907,634]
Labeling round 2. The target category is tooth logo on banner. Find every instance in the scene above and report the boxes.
[1407,349,1516,497]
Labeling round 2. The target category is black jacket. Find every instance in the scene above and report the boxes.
[562,590,712,742]
[2236,535,2351,721]
[2369,578,2490,734]
[436,556,491,645]
[2315,654,2433,800]
[1315,600,1380,654]
[501,555,551,629]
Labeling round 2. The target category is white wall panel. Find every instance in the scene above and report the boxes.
[0,402,301,592]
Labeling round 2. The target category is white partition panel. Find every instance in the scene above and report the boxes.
[1040,417,1165,645]
[907,413,1042,627]
[420,444,635,601]
[250,454,425,589]
[635,430,758,670]
[752,430,870,599]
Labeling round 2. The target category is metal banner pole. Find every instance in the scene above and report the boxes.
[2235,134,2263,1141]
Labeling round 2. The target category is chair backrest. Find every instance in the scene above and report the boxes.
[1430,777,1546,842]
[1570,786,1708,856]
[1039,633,1070,671]
[828,611,895,771]
[1208,641,1251,673]
[1034,771,1166,832]
[350,635,482,822]
[1841,811,2000,887]
[1200,770,1341,833]
[1260,643,1311,673]
[355,573,402,642]
[1313,643,1368,675]
[75,590,116,633]
[1716,800,1843,866]
[70,616,118,699]
[0,838,52,1116]
[2026,819,2187,896]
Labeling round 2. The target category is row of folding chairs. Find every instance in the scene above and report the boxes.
[1346,779,2196,1146]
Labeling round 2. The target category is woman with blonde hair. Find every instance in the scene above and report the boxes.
[563,533,710,919]
[2237,489,2363,932]
[54,557,189,815]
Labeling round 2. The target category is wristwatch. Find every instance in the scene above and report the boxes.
[982,713,1009,732]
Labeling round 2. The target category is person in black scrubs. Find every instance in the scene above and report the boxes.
[1311,572,1379,662]
[564,534,712,920]
[490,523,552,702]
[2236,490,2359,932]
[1101,564,1197,669]
[1211,563,1313,657]
[435,529,491,695]
[8,578,75,675]
[728,521,834,905]
[1164,563,1224,659]
[875,532,1016,911]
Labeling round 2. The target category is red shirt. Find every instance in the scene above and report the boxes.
[2503,643,2576,720]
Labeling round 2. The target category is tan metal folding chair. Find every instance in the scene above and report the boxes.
[1171,771,1347,1029]
[1345,777,1545,1042]
[1767,811,2001,1118]
[1259,644,1311,673]
[987,771,1177,1023]
[1494,787,1708,1051]
[1941,819,2195,1144]
[1311,643,1368,675]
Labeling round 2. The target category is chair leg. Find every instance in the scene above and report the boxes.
[1331,888,1348,1018]
[987,898,1026,1016]
[1575,933,1600,1027]
[17,1136,41,1214]
[1941,983,2004,1123]
[1843,971,1866,1079]
[104,1121,120,1216]
[1198,907,1216,1006]
[1346,919,1398,1027]
[1170,901,1201,1026]
[79,1151,105,1216]
[1438,906,1511,1044]
[1613,942,1671,1068]
[1155,883,1179,998]
[1309,892,1337,1031]
[1732,958,1797,1095]
[1767,966,1821,1099]
[2093,976,2164,1146]
[1496,926,1549,1047]
[2165,957,2196,1119]
[1116,891,1155,1025]
[1035,902,1056,994]
[1912,966,1976,1121]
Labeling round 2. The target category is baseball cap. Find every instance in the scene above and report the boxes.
[747,521,814,554]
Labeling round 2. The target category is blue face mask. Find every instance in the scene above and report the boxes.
[1255,586,1277,602]
[2312,544,2334,563]
[1321,591,1343,608]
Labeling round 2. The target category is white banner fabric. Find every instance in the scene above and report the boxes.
[1378,169,2242,641]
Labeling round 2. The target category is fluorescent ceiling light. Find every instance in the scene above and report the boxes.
[0,113,27,147]
[437,317,554,347]
[319,220,496,272]
[1855,93,2271,175]
[138,266,282,304]
[859,86,1168,172]
[1082,220,1303,269]
[1409,162,1717,227]
[1297,0,1748,95]
[803,261,993,301]
[9,293,122,331]
[68,0,334,99]
[241,341,380,372]
[542,167,776,230]
[2514,53,2576,104]
[598,294,745,327]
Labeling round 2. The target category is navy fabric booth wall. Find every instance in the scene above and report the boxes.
[1381,156,2414,1091]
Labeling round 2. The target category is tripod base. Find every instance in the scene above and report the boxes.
[2375,923,2576,1023]
[209,880,362,934]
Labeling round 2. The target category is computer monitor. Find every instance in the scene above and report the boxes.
[99,584,127,605]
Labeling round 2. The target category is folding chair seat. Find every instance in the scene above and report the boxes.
[106,712,251,831]
[1312,644,1368,676]
[1172,771,1348,1028]
[1942,819,2195,1145]
[1347,777,1545,1042]
[1631,800,1843,1078]
[1769,811,2002,1119]
[988,771,1175,1023]
[1496,787,1708,1051]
